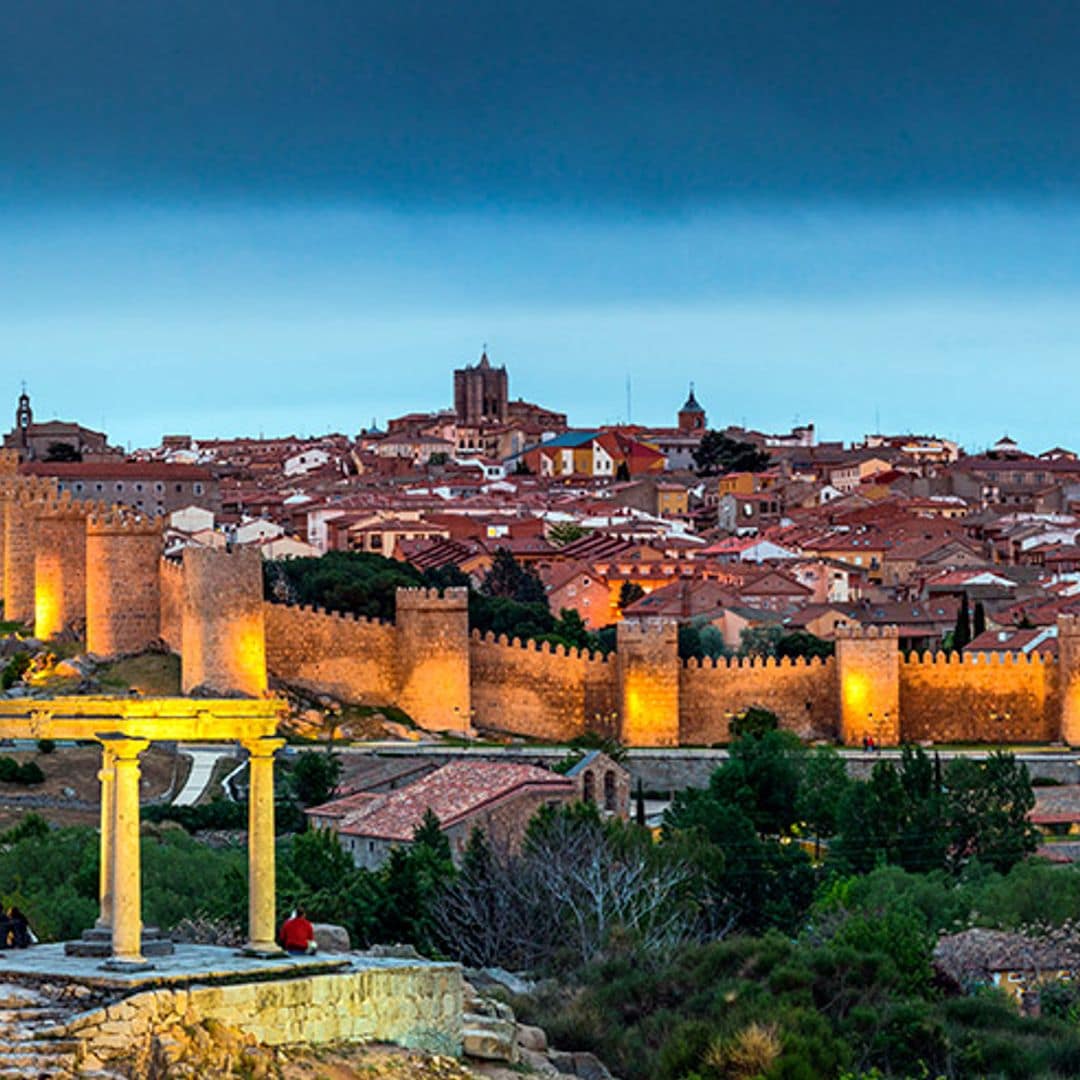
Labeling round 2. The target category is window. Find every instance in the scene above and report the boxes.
[115,483,123,492]
[135,483,143,493]
[194,483,204,495]
[95,483,104,493]
[74,482,84,494]
[155,482,164,494]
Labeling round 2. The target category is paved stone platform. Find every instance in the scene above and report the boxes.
[0,943,351,990]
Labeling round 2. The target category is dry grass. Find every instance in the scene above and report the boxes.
[703,1022,782,1079]
[98,652,182,696]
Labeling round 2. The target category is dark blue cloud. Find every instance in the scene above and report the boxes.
[1,1,1078,208]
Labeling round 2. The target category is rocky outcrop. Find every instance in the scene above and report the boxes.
[462,981,618,1080]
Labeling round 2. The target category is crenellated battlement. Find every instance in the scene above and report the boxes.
[395,586,469,610]
[835,623,900,641]
[86,511,164,536]
[902,649,1053,667]
[683,653,834,671]
[469,627,612,664]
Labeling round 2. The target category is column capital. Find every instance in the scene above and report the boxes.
[97,733,150,759]
[241,736,286,759]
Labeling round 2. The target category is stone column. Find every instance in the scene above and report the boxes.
[104,735,150,969]
[95,743,118,929]
[243,736,285,956]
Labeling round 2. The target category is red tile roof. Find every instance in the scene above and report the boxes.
[325,761,575,841]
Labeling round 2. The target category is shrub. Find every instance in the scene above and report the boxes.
[36,739,55,755]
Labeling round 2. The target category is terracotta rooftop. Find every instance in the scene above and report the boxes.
[322,760,575,841]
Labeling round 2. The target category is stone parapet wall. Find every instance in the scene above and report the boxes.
[63,962,463,1071]
[264,601,398,704]
[680,655,838,744]
[470,631,617,740]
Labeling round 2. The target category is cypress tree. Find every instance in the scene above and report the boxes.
[973,600,987,639]
[953,593,972,652]
[635,779,646,828]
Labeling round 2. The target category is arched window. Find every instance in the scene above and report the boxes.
[603,771,617,812]
[582,770,595,804]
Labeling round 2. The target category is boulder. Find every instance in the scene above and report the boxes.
[463,1015,518,1063]
[572,1051,614,1080]
[518,1046,561,1075]
[517,1024,548,1053]
[467,966,536,997]
[312,923,351,954]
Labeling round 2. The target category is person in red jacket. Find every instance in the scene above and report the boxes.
[278,907,317,954]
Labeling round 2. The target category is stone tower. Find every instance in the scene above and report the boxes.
[677,385,706,435]
[835,625,901,746]
[395,587,471,732]
[85,510,163,657]
[3,479,54,627]
[1057,615,1080,745]
[453,351,509,425]
[34,494,89,639]
[181,546,267,696]
[617,620,680,746]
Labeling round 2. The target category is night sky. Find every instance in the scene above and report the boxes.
[2,2,1078,448]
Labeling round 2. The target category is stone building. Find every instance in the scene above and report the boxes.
[307,760,577,870]
[2,389,114,461]
[453,351,509,425]
[22,461,220,516]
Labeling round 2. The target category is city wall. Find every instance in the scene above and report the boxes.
[469,631,618,741]
[680,655,838,744]
[6,484,1080,745]
[899,651,1058,744]
[263,602,398,705]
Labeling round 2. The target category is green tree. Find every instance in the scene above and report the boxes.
[44,441,80,462]
[481,547,548,605]
[289,751,342,808]
[953,592,972,651]
[796,747,851,858]
[618,581,646,611]
[692,431,770,476]
[945,752,1038,873]
[973,599,987,638]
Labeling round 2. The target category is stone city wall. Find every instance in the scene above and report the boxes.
[263,601,398,705]
[899,651,1058,744]
[679,655,839,744]
[63,961,463,1072]
[469,631,618,741]
[158,556,183,651]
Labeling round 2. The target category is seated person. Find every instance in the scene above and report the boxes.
[278,907,317,955]
[8,908,32,949]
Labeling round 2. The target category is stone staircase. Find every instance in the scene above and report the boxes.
[0,982,121,1079]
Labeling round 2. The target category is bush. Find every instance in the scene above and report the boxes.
[0,757,44,785]
[0,653,29,690]
[36,739,55,755]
